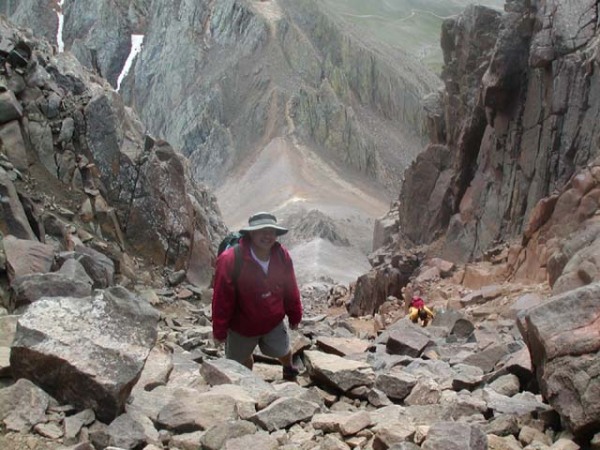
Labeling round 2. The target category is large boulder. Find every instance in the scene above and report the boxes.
[10,286,160,422]
[518,283,600,440]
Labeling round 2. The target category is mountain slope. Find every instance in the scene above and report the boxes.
[116,0,440,283]
[1,0,443,284]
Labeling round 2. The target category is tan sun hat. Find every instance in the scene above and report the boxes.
[239,212,288,236]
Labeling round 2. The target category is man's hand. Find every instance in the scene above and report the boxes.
[289,323,299,331]
[213,338,225,347]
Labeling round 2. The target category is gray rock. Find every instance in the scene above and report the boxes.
[107,413,148,449]
[71,244,115,289]
[386,324,432,357]
[482,388,552,417]
[404,378,442,406]
[486,434,522,450]
[451,363,484,391]
[223,432,279,450]
[421,421,487,450]
[0,173,37,241]
[0,120,28,171]
[63,409,95,445]
[156,391,238,432]
[367,388,393,407]
[169,431,205,450]
[519,282,600,438]
[200,358,274,399]
[28,121,54,176]
[125,385,178,422]
[200,420,257,450]
[132,344,173,392]
[0,378,57,432]
[488,374,520,397]
[10,287,159,423]
[3,236,55,283]
[483,414,519,437]
[375,369,418,402]
[250,397,320,431]
[0,314,17,377]
[12,272,93,309]
[304,350,375,392]
[459,344,510,374]
[312,411,372,436]
[0,91,23,124]
[438,390,488,421]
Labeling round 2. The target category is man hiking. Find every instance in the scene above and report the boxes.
[212,212,303,381]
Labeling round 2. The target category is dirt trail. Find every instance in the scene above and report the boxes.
[215,137,390,284]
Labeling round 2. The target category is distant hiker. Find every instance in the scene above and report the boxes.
[212,212,303,381]
[408,289,434,327]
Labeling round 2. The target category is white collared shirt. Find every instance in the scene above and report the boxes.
[250,247,270,274]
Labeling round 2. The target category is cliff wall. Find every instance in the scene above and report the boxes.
[353,0,600,313]
[399,0,600,266]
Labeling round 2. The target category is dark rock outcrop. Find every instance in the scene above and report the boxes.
[0,0,57,46]
[358,1,600,316]
[397,0,600,267]
[0,15,227,287]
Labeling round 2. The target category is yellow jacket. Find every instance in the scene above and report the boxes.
[409,305,434,322]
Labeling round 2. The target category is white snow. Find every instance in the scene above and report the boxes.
[56,0,65,52]
[117,34,144,91]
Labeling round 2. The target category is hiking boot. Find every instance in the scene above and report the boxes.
[282,365,300,381]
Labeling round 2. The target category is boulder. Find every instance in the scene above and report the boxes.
[10,286,159,422]
[421,421,487,450]
[3,235,54,283]
[304,350,375,393]
[519,283,600,440]
[0,378,57,432]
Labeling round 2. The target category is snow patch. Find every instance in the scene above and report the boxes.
[117,34,144,91]
[56,0,65,52]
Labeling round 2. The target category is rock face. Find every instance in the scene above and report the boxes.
[0,15,226,287]
[0,0,57,45]
[118,0,437,191]
[10,287,159,423]
[60,0,133,88]
[396,1,600,266]
[355,0,600,316]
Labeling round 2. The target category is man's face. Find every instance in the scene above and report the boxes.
[249,228,278,252]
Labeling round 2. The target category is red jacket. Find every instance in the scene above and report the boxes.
[211,237,302,340]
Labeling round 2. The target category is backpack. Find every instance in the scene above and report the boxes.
[217,232,243,282]
[217,232,243,256]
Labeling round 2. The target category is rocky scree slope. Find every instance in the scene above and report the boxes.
[353,1,600,337]
[347,0,600,444]
[0,3,598,450]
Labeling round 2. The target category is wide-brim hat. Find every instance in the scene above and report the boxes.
[239,212,288,236]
